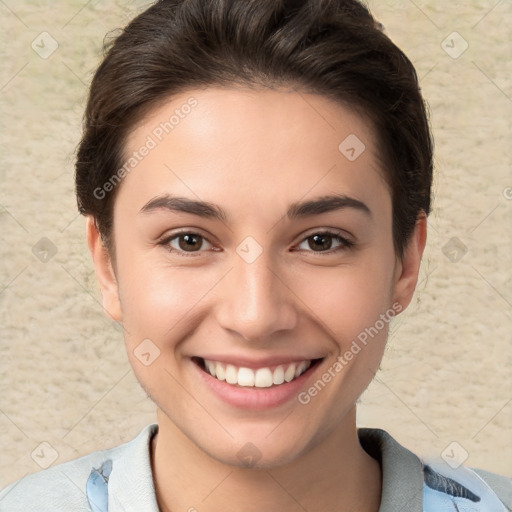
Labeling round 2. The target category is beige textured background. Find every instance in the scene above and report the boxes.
[1,0,511,490]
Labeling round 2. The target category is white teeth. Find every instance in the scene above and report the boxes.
[202,359,312,387]
[215,362,225,381]
[205,360,216,377]
[273,365,285,385]
[254,368,273,388]
[284,363,296,382]
[237,367,255,387]
[225,364,238,384]
[295,361,309,377]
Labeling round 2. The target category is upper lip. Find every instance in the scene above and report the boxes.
[193,355,324,369]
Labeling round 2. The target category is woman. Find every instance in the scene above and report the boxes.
[1,0,510,510]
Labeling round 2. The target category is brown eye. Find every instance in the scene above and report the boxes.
[308,233,334,251]
[161,232,214,254]
[176,233,203,251]
[297,231,354,254]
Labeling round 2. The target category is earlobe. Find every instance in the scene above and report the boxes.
[391,213,428,311]
[85,216,123,323]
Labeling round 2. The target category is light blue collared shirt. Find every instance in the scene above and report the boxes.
[0,424,510,511]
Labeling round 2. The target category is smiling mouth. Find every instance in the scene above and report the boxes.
[192,357,323,388]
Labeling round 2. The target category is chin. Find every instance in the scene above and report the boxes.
[208,441,307,471]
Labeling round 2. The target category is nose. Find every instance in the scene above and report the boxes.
[215,248,298,342]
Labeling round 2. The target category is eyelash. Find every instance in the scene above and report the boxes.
[158,229,355,257]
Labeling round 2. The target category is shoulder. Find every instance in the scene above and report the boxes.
[357,428,511,511]
[422,461,512,512]
[0,424,157,512]
[0,449,109,512]
[473,467,512,507]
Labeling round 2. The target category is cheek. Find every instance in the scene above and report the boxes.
[116,253,219,343]
[117,261,217,394]
[293,260,395,343]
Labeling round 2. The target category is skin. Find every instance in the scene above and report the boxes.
[87,86,427,512]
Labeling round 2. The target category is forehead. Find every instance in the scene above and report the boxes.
[118,86,389,221]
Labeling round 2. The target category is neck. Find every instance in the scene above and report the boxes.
[151,408,381,512]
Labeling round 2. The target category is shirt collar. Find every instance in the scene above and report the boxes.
[358,427,424,512]
[106,424,424,512]
[108,423,160,512]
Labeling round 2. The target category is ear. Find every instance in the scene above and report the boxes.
[391,213,428,311]
[86,216,123,323]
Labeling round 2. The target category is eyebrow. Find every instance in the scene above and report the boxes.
[140,193,371,222]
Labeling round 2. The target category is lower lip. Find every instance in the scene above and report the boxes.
[192,359,322,411]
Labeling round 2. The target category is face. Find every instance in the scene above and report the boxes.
[88,86,425,469]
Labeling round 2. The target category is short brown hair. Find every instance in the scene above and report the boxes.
[75,0,433,258]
